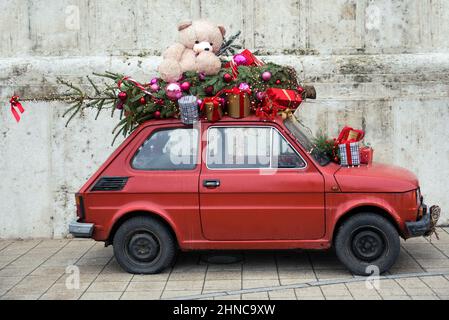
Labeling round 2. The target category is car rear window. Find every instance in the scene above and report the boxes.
[131,127,199,170]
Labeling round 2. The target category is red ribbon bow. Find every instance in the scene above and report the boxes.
[117,76,154,96]
[10,95,25,122]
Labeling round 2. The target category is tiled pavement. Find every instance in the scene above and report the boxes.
[1,228,449,300]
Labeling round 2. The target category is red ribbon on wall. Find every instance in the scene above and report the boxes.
[9,95,25,122]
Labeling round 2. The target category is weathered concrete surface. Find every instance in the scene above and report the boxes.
[1,0,449,238]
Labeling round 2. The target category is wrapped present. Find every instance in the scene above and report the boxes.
[265,88,303,110]
[225,49,265,78]
[201,96,223,122]
[339,142,360,166]
[336,126,365,144]
[178,95,199,125]
[256,104,278,121]
[360,146,374,165]
[225,87,251,119]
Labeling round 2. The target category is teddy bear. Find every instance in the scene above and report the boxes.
[158,20,226,83]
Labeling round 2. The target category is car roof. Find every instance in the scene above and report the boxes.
[139,115,280,128]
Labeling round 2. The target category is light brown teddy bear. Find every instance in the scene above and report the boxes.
[158,20,226,83]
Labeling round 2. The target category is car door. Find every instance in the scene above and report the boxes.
[199,124,325,241]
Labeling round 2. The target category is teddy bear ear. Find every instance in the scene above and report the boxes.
[218,25,226,37]
[178,20,192,31]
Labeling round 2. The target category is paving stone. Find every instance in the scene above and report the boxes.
[121,291,162,300]
[242,292,269,300]
[206,270,241,281]
[87,281,129,292]
[126,281,166,292]
[215,294,241,300]
[164,280,204,291]
[410,295,440,300]
[40,290,83,300]
[242,269,278,280]
[294,286,324,299]
[243,279,280,289]
[170,271,205,281]
[161,290,202,299]
[204,279,241,291]
[268,289,296,300]
[80,291,122,300]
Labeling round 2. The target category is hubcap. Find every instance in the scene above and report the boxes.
[352,230,385,261]
[127,232,160,263]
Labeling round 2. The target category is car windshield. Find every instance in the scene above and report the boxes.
[284,116,331,166]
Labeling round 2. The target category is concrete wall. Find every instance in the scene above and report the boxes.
[0,0,448,238]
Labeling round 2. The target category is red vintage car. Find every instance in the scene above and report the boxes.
[69,115,440,275]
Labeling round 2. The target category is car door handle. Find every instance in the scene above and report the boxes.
[203,179,221,188]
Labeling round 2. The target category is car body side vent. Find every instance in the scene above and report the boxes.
[91,177,129,191]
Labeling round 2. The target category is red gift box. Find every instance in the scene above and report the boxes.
[225,49,265,78]
[336,126,365,144]
[265,88,303,110]
[360,146,374,165]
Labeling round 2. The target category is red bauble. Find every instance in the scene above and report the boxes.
[154,111,161,119]
[118,91,127,101]
[205,85,214,95]
[275,79,281,85]
[180,81,191,92]
[139,97,146,105]
[223,73,233,83]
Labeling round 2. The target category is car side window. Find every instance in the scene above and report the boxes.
[272,129,306,168]
[132,128,199,170]
[206,127,305,169]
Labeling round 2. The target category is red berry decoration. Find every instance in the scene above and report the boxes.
[275,79,281,85]
[223,73,233,83]
[139,97,146,105]
[205,85,214,95]
[154,110,161,119]
[118,91,127,101]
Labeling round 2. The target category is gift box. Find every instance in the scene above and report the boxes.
[225,49,265,78]
[360,146,374,165]
[265,88,303,110]
[201,98,223,122]
[336,126,365,144]
[339,142,360,166]
[178,95,199,125]
[226,87,251,119]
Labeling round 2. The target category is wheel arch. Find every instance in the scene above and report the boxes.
[106,210,179,247]
[332,205,404,243]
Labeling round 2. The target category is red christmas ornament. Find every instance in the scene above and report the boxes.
[223,73,233,83]
[180,81,191,92]
[154,110,161,119]
[205,85,214,95]
[139,97,146,105]
[118,91,127,101]
[275,79,281,85]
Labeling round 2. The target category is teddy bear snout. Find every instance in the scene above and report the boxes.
[193,41,213,55]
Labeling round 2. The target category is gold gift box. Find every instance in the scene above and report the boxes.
[227,93,251,119]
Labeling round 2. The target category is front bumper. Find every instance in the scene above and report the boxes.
[69,220,94,238]
[405,204,440,237]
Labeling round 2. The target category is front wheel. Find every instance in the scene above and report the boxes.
[334,213,400,276]
[113,216,177,274]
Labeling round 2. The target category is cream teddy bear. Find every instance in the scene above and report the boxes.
[158,20,226,83]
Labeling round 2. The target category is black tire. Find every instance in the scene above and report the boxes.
[334,213,400,276]
[113,216,177,274]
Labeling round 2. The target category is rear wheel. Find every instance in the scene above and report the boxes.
[113,216,177,274]
[334,213,400,276]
